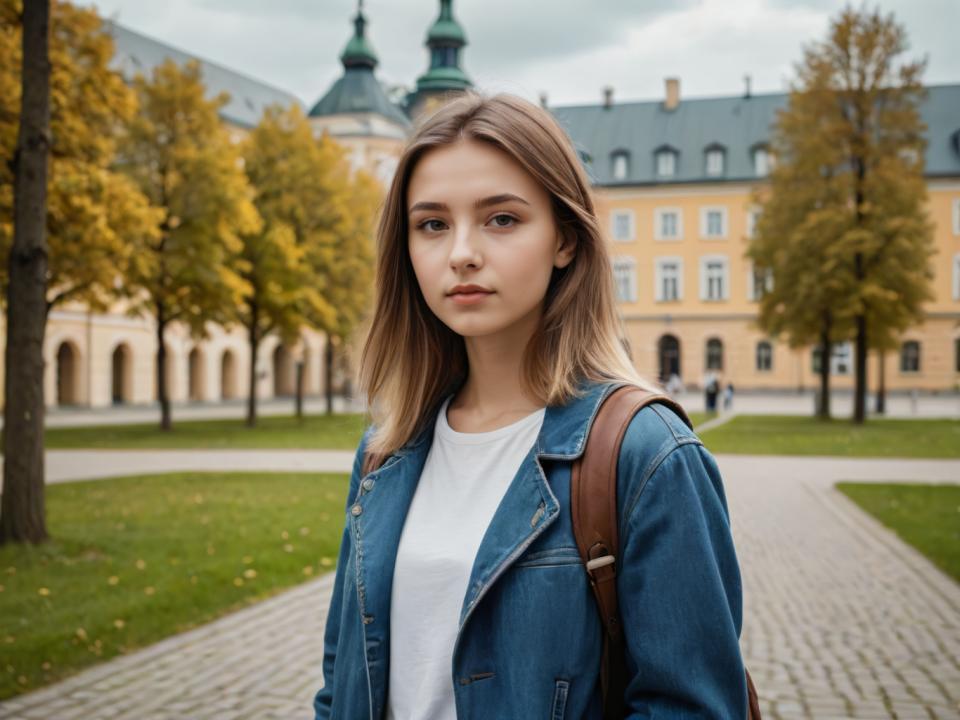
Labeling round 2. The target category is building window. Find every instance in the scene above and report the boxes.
[700,255,729,301]
[756,341,773,371]
[954,199,960,236]
[749,263,774,301]
[654,208,682,240]
[746,207,760,238]
[956,338,960,373]
[900,340,920,373]
[705,338,724,370]
[655,257,683,302]
[611,151,630,181]
[700,206,728,239]
[611,210,635,241]
[705,147,725,177]
[813,342,852,375]
[612,256,638,303]
[655,148,677,178]
[954,253,960,300]
[753,146,774,177]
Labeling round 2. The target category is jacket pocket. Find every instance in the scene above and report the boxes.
[551,678,570,720]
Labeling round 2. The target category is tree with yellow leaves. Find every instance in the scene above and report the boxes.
[0,0,158,544]
[239,104,350,426]
[748,7,935,422]
[117,58,261,431]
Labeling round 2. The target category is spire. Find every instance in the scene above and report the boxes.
[415,0,471,92]
[340,0,378,70]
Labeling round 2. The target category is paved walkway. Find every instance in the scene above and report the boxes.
[0,454,957,719]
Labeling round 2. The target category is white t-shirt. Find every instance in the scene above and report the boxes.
[385,394,546,720]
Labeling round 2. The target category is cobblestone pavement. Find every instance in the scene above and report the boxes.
[0,455,957,719]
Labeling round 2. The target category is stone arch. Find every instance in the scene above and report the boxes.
[273,343,295,397]
[188,346,206,402]
[111,342,134,405]
[221,349,238,399]
[657,334,681,383]
[55,339,82,406]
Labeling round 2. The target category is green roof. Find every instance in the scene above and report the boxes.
[550,84,960,185]
[340,5,378,70]
[426,0,466,45]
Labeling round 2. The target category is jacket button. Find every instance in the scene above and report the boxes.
[362,478,374,491]
[351,504,363,516]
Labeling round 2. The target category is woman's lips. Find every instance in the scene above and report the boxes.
[448,290,494,306]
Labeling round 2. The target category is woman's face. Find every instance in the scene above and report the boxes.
[407,137,575,340]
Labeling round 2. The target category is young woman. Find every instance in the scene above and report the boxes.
[313,92,748,719]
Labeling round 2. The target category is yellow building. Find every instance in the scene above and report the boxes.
[552,79,960,393]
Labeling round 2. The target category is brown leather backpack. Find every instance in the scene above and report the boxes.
[572,384,761,719]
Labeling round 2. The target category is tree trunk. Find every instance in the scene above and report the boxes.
[1,0,52,546]
[853,258,867,424]
[875,350,886,415]
[295,360,304,421]
[325,335,334,416]
[245,301,259,428]
[156,302,171,431]
[817,313,832,420]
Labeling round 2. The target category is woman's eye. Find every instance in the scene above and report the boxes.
[419,219,447,233]
[489,214,517,228]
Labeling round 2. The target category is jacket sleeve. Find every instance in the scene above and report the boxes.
[312,427,370,720]
[617,438,747,718]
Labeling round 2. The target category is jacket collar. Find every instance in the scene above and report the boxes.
[393,376,625,462]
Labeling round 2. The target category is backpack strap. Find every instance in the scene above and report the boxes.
[571,384,690,719]
[571,383,761,719]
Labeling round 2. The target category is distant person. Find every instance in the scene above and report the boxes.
[723,381,735,411]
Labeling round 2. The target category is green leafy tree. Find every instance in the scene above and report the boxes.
[749,6,935,422]
[118,58,260,431]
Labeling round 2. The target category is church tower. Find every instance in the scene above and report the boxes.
[406,0,473,120]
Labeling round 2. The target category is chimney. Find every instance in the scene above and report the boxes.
[744,74,752,99]
[539,91,549,109]
[603,85,613,110]
[664,77,680,111]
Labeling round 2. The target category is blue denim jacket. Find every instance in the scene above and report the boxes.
[313,379,747,719]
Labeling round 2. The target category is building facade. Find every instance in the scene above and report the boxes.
[2,1,957,411]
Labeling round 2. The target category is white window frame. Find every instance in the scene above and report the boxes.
[654,207,683,241]
[699,254,729,301]
[812,342,853,375]
[705,148,724,177]
[655,149,676,178]
[746,206,761,239]
[954,199,960,236]
[756,341,773,372]
[654,256,684,302]
[900,340,921,374]
[610,209,636,242]
[699,206,728,239]
[747,262,774,301]
[612,152,629,181]
[612,256,638,303]
[753,147,772,177]
[954,252,960,300]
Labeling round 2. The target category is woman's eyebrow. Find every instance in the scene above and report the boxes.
[408,193,531,215]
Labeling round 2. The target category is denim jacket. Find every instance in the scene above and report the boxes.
[313,379,747,719]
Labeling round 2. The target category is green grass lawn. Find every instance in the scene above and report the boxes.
[698,415,960,458]
[836,482,960,583]
[38,413,368,450]
[0,471,349,700]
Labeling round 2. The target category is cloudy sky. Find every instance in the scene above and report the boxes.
[77,0,959,108]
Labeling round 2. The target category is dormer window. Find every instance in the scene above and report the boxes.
[753,145,774,177]
[611,150,630,181]
[705,145,725,177]
[655,147,678,178]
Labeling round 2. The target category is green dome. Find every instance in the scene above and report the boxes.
[340,4,377,69]
[426,0,466,46]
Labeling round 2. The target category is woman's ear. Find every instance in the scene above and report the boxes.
[554,228,577,269]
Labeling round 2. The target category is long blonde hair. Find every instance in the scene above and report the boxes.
[358,91,659,457]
